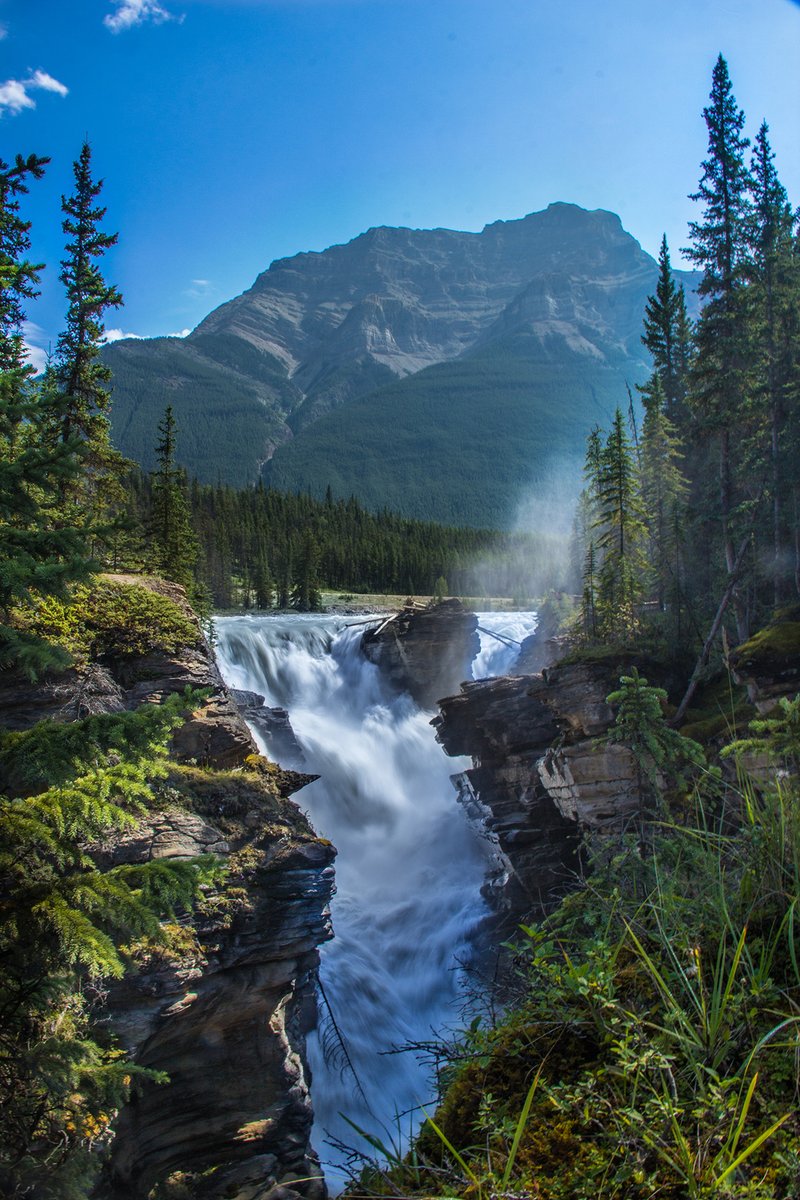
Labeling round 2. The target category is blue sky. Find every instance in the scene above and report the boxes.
[2,0,798,370]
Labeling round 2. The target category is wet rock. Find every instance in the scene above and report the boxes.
[434,675,579,917]
[233,694,307,769]
[361,599,480,709]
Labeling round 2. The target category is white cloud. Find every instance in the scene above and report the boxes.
[104,327,191,341]
[0,69,68,116]
[104,0,176,33]
[185,278,214,299]
[22,342,48,374]
[0,24,7,40]
[103,328,143,342]
[21,322,49,374]
[27,70,68,96]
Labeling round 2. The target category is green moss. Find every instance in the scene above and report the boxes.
[680,673,755,743]
[13,577,201,666]
[732,611,800,674]
[167,764,314,840]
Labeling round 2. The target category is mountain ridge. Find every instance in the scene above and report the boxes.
[105,203,698,526]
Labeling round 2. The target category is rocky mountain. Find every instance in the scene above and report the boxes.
[106,203,697,527]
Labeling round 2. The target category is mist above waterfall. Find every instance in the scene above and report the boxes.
[214,611,536,1190]
[462,458,580,602]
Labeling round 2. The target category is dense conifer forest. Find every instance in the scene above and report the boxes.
[121,467,555,609]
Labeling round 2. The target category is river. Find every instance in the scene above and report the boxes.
[213,609,537,1188]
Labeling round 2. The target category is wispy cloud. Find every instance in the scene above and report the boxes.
[103,328,143,342]
[103,327,191,342]
[0,24,7,41]
[22,322,49,374]
[185,278,214,299]
[0,69,68,116]
[104,0,178,33]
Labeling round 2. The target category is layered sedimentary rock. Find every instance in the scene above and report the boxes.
[434,654,653,919]
[99,769,334,1200]
[361,599,480,709]
[231,688,308,770]
[434,675,579,915]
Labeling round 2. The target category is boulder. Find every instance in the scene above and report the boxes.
[361,599,480,709]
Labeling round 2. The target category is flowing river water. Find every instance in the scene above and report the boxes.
[213,610,537,1188]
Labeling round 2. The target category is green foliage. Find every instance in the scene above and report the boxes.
[55,142,122,468]
[605,667,708,795]
[147,405,199,591]
[723,694,800,775]
[13,578,200,667]
[266,352,632,529]
[0,694,220,1199]
[0,153,94,680]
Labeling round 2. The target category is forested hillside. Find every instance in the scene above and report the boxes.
[103,203,698,526]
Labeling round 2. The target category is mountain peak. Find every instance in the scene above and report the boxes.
[105,204,698,526]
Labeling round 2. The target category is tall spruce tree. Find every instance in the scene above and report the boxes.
[642,236,692,420]
[747,122,800,604]
[55,142,125,529]
[594,408,648,640]
[149,405,198,591]
[685,55,755,639]
[0,154,92,677]
[639,374,689,616]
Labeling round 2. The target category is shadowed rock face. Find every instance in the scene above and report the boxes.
[100,814,334,1200]
[360,599,480,710]
[434,656,654,921]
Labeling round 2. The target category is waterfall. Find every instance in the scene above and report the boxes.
[213,609,537,1190]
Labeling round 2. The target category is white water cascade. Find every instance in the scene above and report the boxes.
[213,610,536,1189]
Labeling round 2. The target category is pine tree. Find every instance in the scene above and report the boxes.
[594,408,648,639]
[685,55,755,639]
[642,235,692,420]
[55,142,126,530]
[746,122,800,604]
[291,530,322,611]
[639,374,689,613]
[149,405,198,591]
[0,154,92,678]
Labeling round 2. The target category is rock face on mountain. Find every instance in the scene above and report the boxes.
[361,600,480,709]
[105,204,698,527]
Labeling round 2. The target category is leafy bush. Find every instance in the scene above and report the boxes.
[13,578,201,667]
